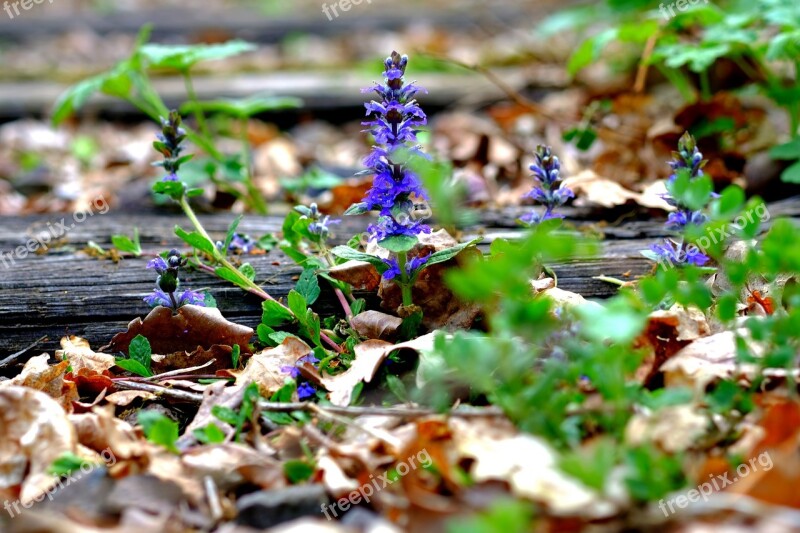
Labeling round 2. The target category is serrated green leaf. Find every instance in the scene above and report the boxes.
[295,269,321,305]
[261,300,294,327]
[129,334,152,371]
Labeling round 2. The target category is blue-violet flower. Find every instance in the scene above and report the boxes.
[520,145,574,225]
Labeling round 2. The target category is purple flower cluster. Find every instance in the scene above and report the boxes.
[664,132,710,231]
[382,253,430,280]
[357,52,431,245]
[144,250,206,310]
[281,352,320,400]
[154,110,188,180]
[649,132,711,267]
[520,145,574,225]
[299,203,340,241]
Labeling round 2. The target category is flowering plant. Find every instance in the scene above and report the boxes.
[520,145,574,225]
[645,132,714,268]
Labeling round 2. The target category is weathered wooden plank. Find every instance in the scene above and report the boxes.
[1,198,798,356]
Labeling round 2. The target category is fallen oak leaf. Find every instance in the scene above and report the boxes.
[3,353,78,412]
[0,386,77,504]
[231,337,314,398]
[321,334,437,407]
[350,310,403,341]
[103,304,253,357]
[56,336,116,374]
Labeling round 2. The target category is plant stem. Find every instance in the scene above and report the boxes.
[183,70,211,140]
[239,118,268,215]
[178,195,343,354]
[397,251,414,307]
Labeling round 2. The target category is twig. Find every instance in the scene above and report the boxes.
[112,379,505,418]
[114,380,204,402]
[0,336,47,369]
[307,403,403,448]
[203,475,224,523]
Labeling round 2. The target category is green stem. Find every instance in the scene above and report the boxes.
[182,70,211,140]
[240,118,268,215]
[178,194,343,353]
[397,251,414,307]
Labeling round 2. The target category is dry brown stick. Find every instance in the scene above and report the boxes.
[113,379,505,418]
[0,335,47,369]
[634,31,660,93]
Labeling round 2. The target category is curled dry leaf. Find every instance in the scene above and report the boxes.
[69,406,146,462]
[56,336,116,374]
[178,381,247,448]
[232,337,313,398]
[448,417,614,517]
[327,259,382,291]
[564,169,670,210]
[625,404,709,453]
[377,230,482,330]
[659,328,792,392]
[0,386,77,504]
[182,443,284,490]
[4,353,78,411]
[104,390,157,406]
[104,304,253,357]
[636,305,710,386]
[350,310,403,341]
[321,334,437,407]
[150,344,237,375]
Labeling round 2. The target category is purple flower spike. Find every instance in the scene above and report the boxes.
[520,145,574,225]
[355,52,431,248]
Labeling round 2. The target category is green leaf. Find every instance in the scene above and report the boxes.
[283,460,315,483]
[379,235,418,253]
[261,300,294,327]
[712,185,744,219]
[51,77,104,126]
[287,290,308,324]
[138,411,179,453]
[239,263,256,282]
[231,344,241,369]
[422,239,482,270]
[224,215,243,253]
[780,160,800,184]
[140,40,256,71]
[295,269,321,306]
[577,300,647,344]
[268,331,301,345]
[111,228,142,255]
[211,405,240,426]
[567,28,618,76]
[175,226,216,255]
[49,453,94,476]
[181,94,302,119]
[193,423,227,444]
[215,266,250,289]
[330,246,389,274]
[129,334,152,372]
[770,139,800,160]
[115,358,153,377]
[152,180,186,200]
